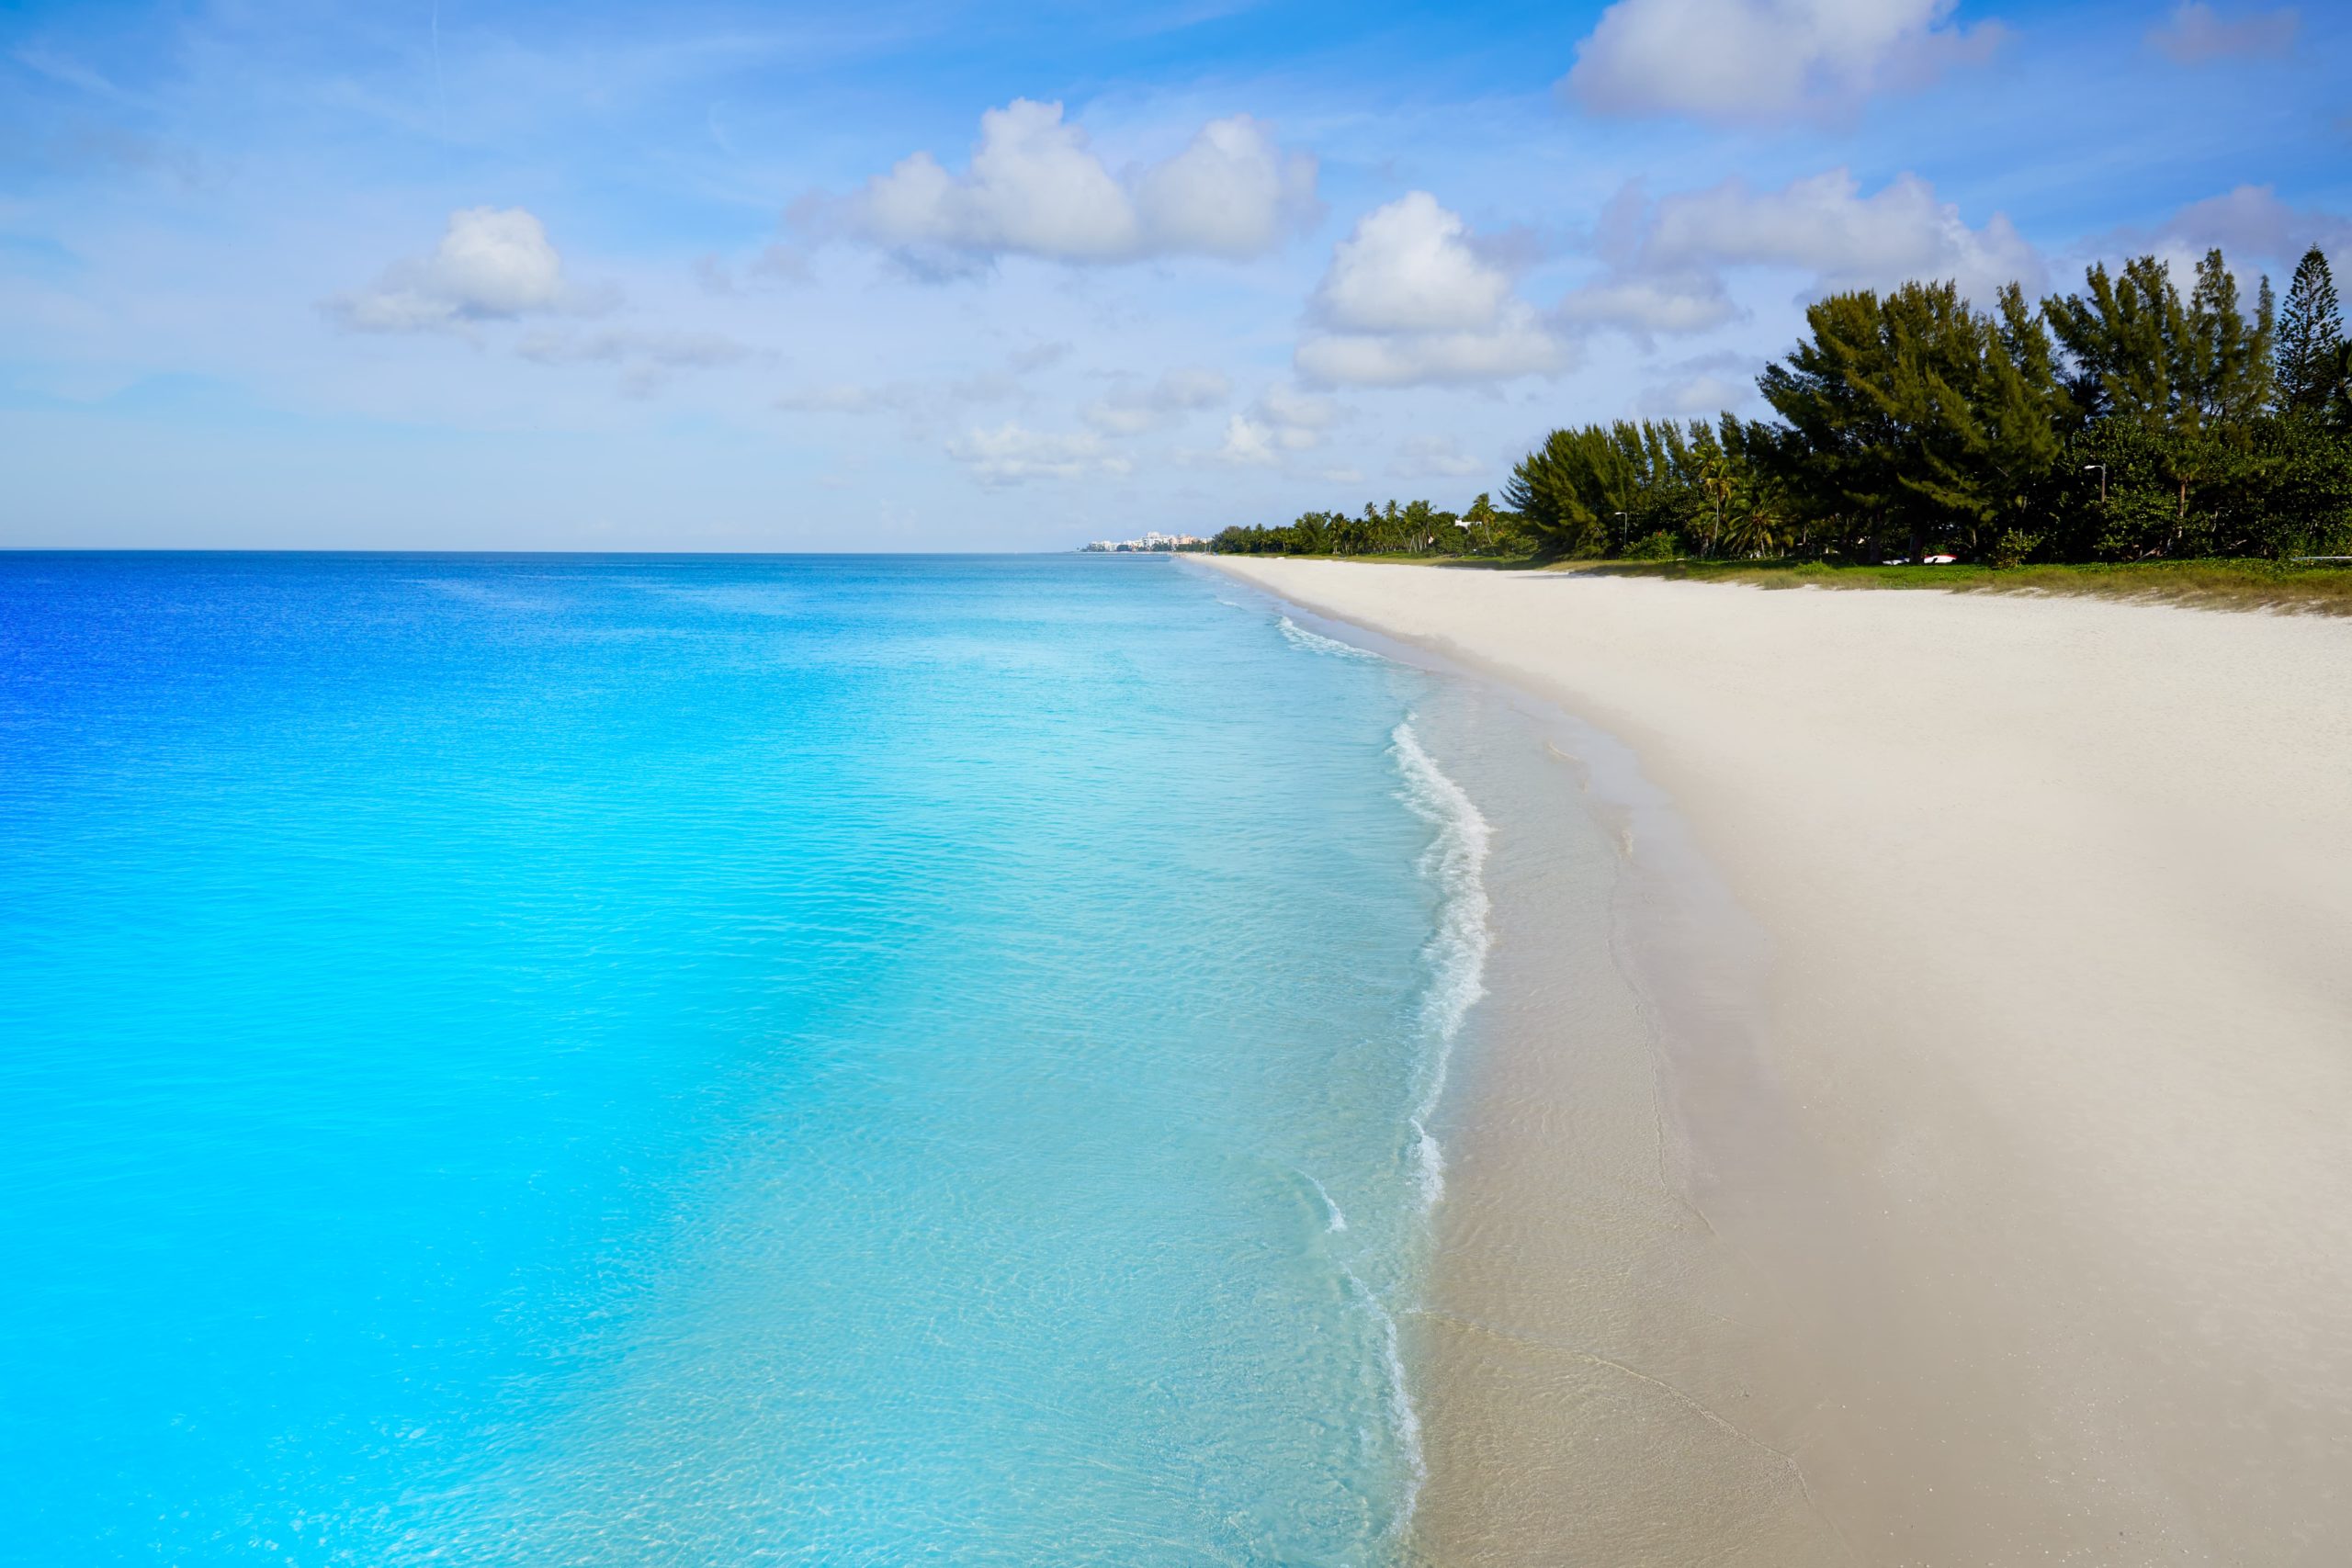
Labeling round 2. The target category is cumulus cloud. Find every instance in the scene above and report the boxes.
[825,99,1318,266]
[945,423,1132,485]
[1655,170,2041,296]
[2146,3,2298,63]
[1295,193,1571,388]
[1563,0,2001,124]
[1572,169,2041,339]
[1082,367,1231,434]
[1311,193,1516,334]
[328,207,570,332]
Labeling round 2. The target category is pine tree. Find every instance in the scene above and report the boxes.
[2187,249,2274,425]
[2047,256,2184,427]
[2275,245,2345,417]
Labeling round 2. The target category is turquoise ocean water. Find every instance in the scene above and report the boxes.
[0,554,1490,1565]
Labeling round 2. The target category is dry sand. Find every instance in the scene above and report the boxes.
[1211,558,2352,1567]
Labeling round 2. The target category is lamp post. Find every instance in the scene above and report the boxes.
[1612,510,1629,554]
[2083,463,2107,503]
[1455,518,1474,557]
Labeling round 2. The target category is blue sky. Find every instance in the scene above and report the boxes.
[3,0,2346,548]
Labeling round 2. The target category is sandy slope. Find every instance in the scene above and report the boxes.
[1210,558,2352,1567]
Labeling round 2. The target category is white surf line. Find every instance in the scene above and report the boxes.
[1268,599,1497,1546]
[1391,719,1493,1214]
[1277,614,1387,661]
[1380,717,1495,1540]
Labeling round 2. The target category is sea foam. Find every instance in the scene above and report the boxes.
[1392,719,1494,1214]
[1278,614,1385,660]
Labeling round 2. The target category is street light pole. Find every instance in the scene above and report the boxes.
[2083,463,2107,503]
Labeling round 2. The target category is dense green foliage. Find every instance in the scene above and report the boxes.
[1209,495,1545,557]
[1214,246,2352,566]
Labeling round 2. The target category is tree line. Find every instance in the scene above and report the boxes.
[1213,245,2352,565]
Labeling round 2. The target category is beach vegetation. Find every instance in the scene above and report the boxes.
[1211,244,2352,575]
[1561,556,2352,615]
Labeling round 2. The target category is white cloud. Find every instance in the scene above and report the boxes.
[1216,413,1280,466]
[1564,171,2038,342]
[329,207,569,333]
[1564,0,2001,124]
[1295,193,1571,388]
[1201,383,1342,466]
[1082,367,1231,434]
[1132,116,1323,257]
[945,423,1132,485]
[1311,191,1514,333]
[833,99,1317,265]
[2146,3,2298,64]
[1649,169,2041,300]
[1295,310,1567,387]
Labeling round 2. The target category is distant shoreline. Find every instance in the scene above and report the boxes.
[1208,555,2352,1565]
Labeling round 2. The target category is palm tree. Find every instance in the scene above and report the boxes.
[1464,492,1498,554]
[1693,452,1736,558]
[1722,479,1784,558]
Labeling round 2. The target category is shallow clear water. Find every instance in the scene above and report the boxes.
[0,554,1486,1565]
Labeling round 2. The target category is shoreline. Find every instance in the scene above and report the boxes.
[1252,588,1849,1562]
[1211,557,2352,1565]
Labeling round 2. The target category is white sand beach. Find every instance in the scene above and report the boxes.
[1211,558,2352,1567]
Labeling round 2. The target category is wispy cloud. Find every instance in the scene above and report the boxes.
[945,422,1133,484]
[1081,367,1229,434]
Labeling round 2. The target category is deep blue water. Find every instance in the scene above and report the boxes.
[0,554,1487,1565]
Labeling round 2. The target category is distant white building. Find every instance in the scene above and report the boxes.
[1080,532,1209,554]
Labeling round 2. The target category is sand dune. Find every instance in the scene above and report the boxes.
[1211,558,2352,1567]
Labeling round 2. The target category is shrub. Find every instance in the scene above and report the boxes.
[1990,529,2041,569]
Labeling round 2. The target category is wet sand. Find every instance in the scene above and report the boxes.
[1214,559,2352,1567]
